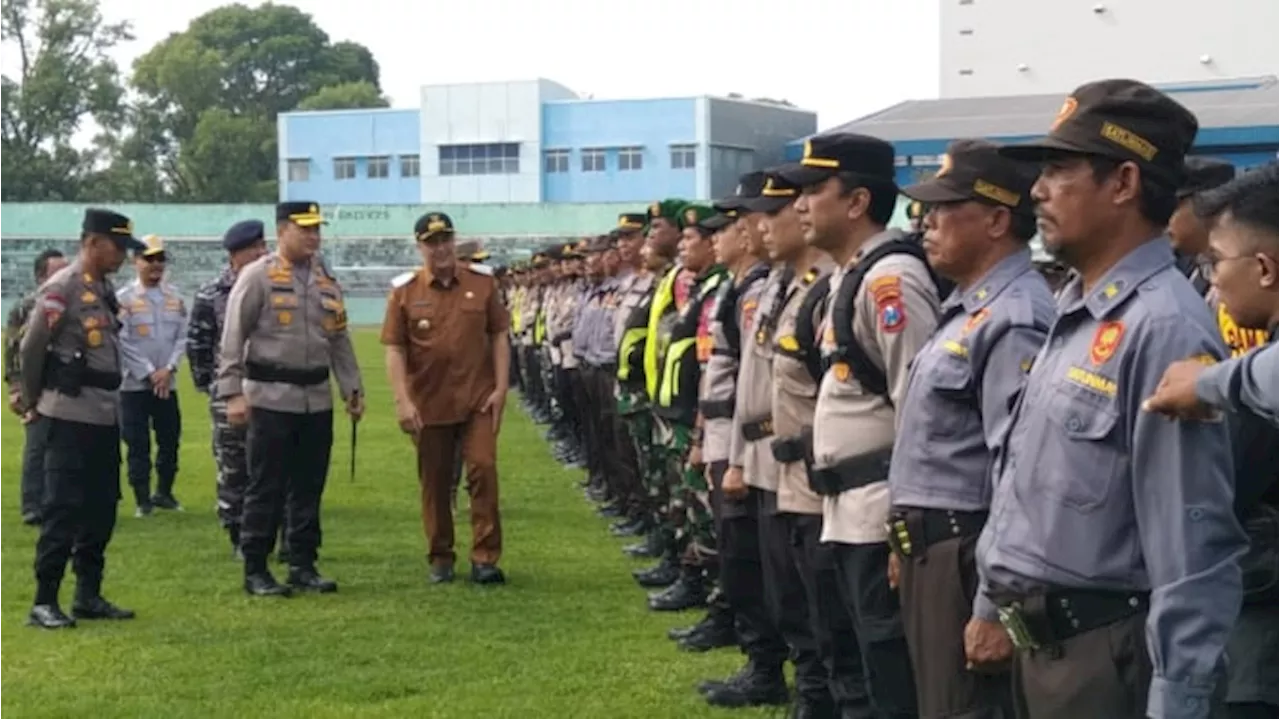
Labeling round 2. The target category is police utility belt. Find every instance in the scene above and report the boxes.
[886,507,987,559]
[806,449,892,497]
[770,427,812,465]
[45,353,121,396]
[246,361,329,387]
[992,587,1149,652]
[739,416,773,442]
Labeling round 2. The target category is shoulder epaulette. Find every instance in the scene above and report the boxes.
[391,271,417,289]
[468,263,494,276]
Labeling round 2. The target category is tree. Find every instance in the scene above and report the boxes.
[297,81,388,111]
[0,0,132,201]
[126,2,382,202]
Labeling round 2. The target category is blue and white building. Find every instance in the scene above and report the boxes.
[278,79,816,205]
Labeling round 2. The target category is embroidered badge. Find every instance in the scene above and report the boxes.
[1089,321,1125,366]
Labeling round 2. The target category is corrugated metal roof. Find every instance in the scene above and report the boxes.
[807,77,1279,143]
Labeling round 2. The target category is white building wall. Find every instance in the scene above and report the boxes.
[419,79,571,204]
[940,0,1280,98]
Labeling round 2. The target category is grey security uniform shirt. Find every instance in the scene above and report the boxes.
[612,268,652,353]
[703,263,768,465]
[889,248,1054,515]
[585,276,621,367]
[116,280,188,392]
[1195,340,1278,426]
[19,259,123,426]
[730,268,787,493]
[814,229,941,544]
[772,257,836,516]
[216,253,362,414]
[975,237,1247,718]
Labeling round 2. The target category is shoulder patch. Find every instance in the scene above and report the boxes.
[467,263,494,276]
[390,271,417,289]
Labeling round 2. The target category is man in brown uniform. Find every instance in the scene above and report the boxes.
[382,211,511,586]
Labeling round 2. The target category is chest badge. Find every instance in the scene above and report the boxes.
[832,362,852,383]
[1089,321,1125,366]
[86,328,103,348]
[417,318,431,331]
[278,311,293,326]
[81,291,96,304]
[137,325,151,337]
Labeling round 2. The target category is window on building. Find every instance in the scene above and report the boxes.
[582,148,606,173]
[367,156,390,179]
[670,144,697,170]
[287,158,309,182]
[439,143,520,176]
[400,154,420,177]
[333,157,356,180]
[544,149,570,173]
[618,147,643,171]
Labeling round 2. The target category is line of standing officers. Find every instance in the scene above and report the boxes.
[504,78,1277,719]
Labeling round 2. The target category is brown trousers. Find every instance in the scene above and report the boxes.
[416,411,502,567]
[900,533,1013,719]
[1013,612,1151,719]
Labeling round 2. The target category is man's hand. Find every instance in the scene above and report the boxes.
[395,397,421,435]
[963,617,1014,670]
[226,395,249,427]
[1143,358,1214,420]
[888,551,901,590]
[346,392,365,421]
[481,386,508,434]
[150,367,172,399]
[8,387,24,416]
[688,444,703,469]
[21,409,37,425]
[722,466,748,500]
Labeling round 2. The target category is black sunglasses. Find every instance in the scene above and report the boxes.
[140,253,168,264]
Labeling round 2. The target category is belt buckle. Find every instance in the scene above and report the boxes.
[997,603,1041,651]
[887,519,912,557]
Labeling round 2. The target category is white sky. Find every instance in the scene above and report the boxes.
[61,0,941,132]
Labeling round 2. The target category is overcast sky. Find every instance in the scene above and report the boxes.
[73,0,940,130]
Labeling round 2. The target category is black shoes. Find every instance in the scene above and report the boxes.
[430,563,455,584]
[470,563,506,585]
[633,556,680,588]
[134,502,154,518]
[151,493,183,511]
[702,659,790,708]
[244,571,292,597]
[72,596,136,620]
[288,566,338,593]
[21,511,41,526]
[28,604,76,629]
[648,572,709,611]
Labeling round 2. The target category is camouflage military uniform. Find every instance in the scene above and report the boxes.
[5,293,48,519]
[187,266,249,532]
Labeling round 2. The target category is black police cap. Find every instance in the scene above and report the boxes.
[742,171,803,214]
[1178,157,1236,199]
[223,219,266,252]
[276,201,326,226]
[714,170,769,212]
[414,212,456,241]
[82,208,147,252]
[778,134,898,189]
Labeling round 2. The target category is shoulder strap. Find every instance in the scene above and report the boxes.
[792,274,831,383]
[829,240,937,401]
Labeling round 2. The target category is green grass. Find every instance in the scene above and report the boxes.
[1,329,777,718]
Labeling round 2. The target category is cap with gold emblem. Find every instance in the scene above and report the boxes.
[136,234,168,258]
[743,171,803,214]
[678,204,717,234]
[999,78,1198,184]
[83,208,147,252]
[649,199,688,224]
[276,201,326,227]
[902,139,1039,215]
[714,170,768,213]
[617,213,648,234]
[778,133,897,189]
[414,212,456,242]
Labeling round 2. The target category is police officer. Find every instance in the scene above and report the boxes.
[785,133,944,718]
[217,201,364,597]
[20,208,147,628]
[888,139,1053,718]
[188,220,268,555]
[1145,164,1279,719]
[117,235,188,516]
[976,79,1246,717]
[6,248,69,526]
[382,212,510,586]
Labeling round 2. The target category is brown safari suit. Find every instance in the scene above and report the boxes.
[381,263,510,568]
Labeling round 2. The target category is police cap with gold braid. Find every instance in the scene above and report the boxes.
[777,134,897,189]
[414,211,456,241]
[276,201,327,227]
[743,170,802,214]
[617,213,648,234]
[83,208,148,252]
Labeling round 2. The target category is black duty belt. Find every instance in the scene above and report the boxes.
[246,361,330,387]
[82,367,123,390]
[886,507,988,558]
[770,427,812,464]
[700,398,735,420]
[807,449,892,496]
[740,417,774,442]
[992,588,1150,651]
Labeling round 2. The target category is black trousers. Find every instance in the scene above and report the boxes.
[833,542,919,718]
[720,485,788,667]
[576,366,604,483]
[120,390,182,503]
[21,415,50,516]
[242,407,333,568]
[34,418,121,604]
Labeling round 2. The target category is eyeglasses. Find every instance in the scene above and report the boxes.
[141,254,167,264]
[1196,253,1253,278]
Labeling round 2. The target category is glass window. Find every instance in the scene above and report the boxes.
[437,144,521,175]
[544,150,569,173]
[333,157,356,180]
[367,156,389,179]
[618,147,643,171]
[287,158,309,182]
[670,145,696,170]
[400,155,420,177]
[582,149,605,173]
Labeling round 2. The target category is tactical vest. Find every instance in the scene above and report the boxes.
[655,268,727,423]
[714,263,771,357]
[775,268,828,383]
[643,266,681,402]
[617,287,655,392]
[823,239,948,401]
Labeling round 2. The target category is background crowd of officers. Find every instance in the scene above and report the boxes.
[498,78,1278,719]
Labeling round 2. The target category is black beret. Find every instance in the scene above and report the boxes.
[223,219,266,252]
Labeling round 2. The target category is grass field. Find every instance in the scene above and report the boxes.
[1,329,772,718]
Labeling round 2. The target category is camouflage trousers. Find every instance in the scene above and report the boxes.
[663,423,716,563]
[209,398,248,529]
[617,392,652,490]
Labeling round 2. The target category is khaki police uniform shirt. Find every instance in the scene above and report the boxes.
[730,268,787,492]
[613,269,653,354]
[814,231,941,544]
[216,253,362,414]
[773,256,837,516]
[19,259,123,426]
[701,264,768,464]
[519,286,541,347]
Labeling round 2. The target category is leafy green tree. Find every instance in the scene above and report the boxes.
[297,81,389,111]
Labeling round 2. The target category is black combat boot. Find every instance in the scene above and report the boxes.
[71,577,135,620]
[244,556,291,597]
[287,565,338,593]
[647,567,709,611]
[703,658,790,708]
[633,552,680,588]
